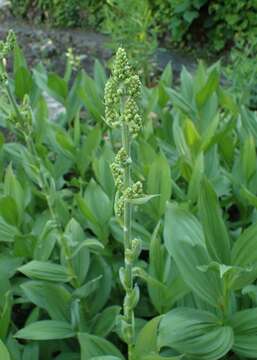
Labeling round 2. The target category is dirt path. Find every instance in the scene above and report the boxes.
[0,18,110,76]
[0,9,197,79]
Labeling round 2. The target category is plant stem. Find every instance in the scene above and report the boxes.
[122,122,134,359]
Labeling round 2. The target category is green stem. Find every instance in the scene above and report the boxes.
[122,122,134,359]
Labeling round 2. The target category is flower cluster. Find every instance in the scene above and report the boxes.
[0,30,16,60]
[110,147,131,191]
[106,48,143,218]
[104,47,142,134]
[0,31,16,84]
[115,181,143,217]
[66,47,81,71]
[7,95,33,138]
[124,98,142,135]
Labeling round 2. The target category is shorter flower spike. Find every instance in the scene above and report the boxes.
[125,74,141,98]
[0,30,16,60]
[124,98,142,135]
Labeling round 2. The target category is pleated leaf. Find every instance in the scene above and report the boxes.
[164,203,223,307]
[198,177,231,264]
[158,308,233,360]
[78,333,124,360]
[231,222,257,288]
[15,320,75,340]
[18,261,71,282]
[230,308,257,358]
[0,339,10,360]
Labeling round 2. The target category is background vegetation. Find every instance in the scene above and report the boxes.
[9,0,257,53]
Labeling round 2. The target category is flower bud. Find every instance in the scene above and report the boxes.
[113,48,131,81]
[119,266,132,290]
[120,316,134,344]
[124,284,140,310]
[125,238,142,264]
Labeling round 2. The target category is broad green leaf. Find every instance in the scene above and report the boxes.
[167,88,197,120]
[198,178,231,264]
[147,154,172,218]
[91,306,121,337]
[13,44,28,73]
[18,261,71,282]
[232,223,257,284]
[230,308,257,358]
[14,234,36,258]
[78,333,124,360]
[0,339,10,360]
[200,113,220,151]
[129,194,159,205]
[84,180,112,225]
[160,62,172,87]
[184,118,200,151]
[242,284,257,304]
[56,130,76,159]
[164,203,223,307]
[77,71,104,122]
[180,66,193,100]
[0,216,20,242]
[4,165,26,220]
[134,316,162,358]
[196,68,219,108]
[93,149,115,200]
[4,336,21,360]
[80,180,112,243]
[71,239,104,257]
[21,281,71,321]
[240,135,256,183]
[33,220,58,261]
[93,59,107,94]
[15,320,75,340]
[47,73,68,104]
[148,223,189,313]
[85,256,112,315]
[0,291,11,339]
[65,72,83,124]
[77,126,101,176]
[73,275,102,300]
[187,152,204,203]
[15,67,33,100]
[198,261,253,291]
[22,343,39,360]
[158,308,233,359]
[240,186,257,208]
[172,116,191,167]
[0,196,19,226]
[64,218,90,285]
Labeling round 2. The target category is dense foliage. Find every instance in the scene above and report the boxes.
[9,0,257,53]
[9,0,257,105]
[10,0,103,28]
[2,30,257,360]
